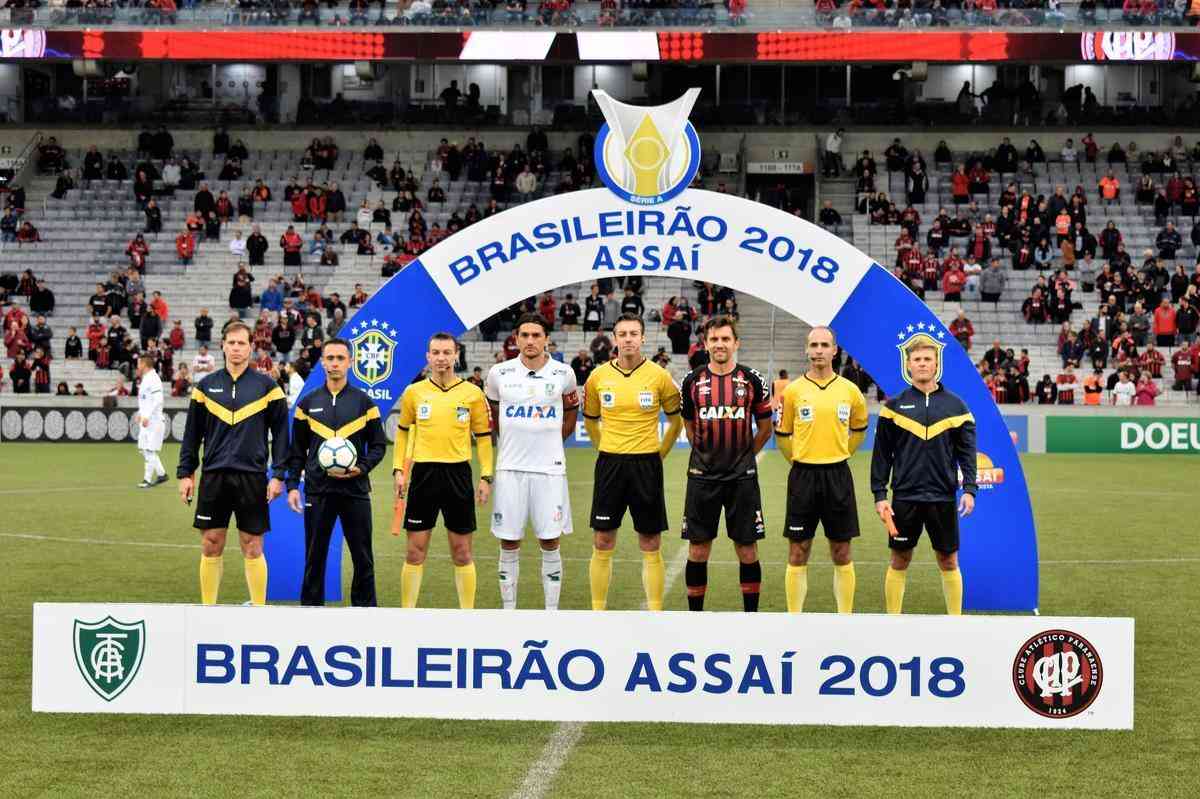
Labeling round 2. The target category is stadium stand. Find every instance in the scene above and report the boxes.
[1,129,757,398]
[820,133,1200,405]
[3,124,1198,407]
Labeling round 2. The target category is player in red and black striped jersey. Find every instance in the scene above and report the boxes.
[679,316,774,612]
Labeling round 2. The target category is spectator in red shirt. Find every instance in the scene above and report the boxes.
[1134,374,1159,405]
[253,343,274,376]
[146,289,166,321]
[175,228,195,265]
[17,221,41,244]
[86,317,105,361]
[967,162,991,195]
[951,165,969,204]
[537,292,557,328]
[291,191,308,222]
[1139,343,1165,378]
[126,234,150,273]
[1055,363,1077,404]
[1153,298,1177,347]
[940,262,966,302]
[950,309,974,350]
[168,319,185,351]
[280,226,303,267]
[1171,344,1195,390]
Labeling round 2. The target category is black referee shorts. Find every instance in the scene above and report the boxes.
[590,452,668,534]
[682,477,765,545]
[888,499,959,554]
[193,469,270,535]
[405,461,476,534]
[784,460,860,542]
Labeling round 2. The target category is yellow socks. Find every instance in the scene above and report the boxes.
[833,562,856,614]
[784,564,808,612]
[589,547,614,610]
[454,563,477,610]
[940,568,963,616]
[884,567,907,614]
[641,550,665,611]
[243,555,268,606]
[401,562,424,608]
[199,555,223,605]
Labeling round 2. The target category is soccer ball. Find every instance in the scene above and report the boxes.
[317,437,358,475]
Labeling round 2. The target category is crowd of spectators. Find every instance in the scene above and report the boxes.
[813,3,1200,34]
[12,0,754,28]
[844,131,1200,404]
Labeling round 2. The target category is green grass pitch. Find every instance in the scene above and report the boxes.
[1,444,1196,798]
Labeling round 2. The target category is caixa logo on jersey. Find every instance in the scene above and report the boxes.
[1012,629,1103,719]
[349,318,398,401]
[593,89,702,206]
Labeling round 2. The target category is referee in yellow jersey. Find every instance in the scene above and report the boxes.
[392,333,494,609]
[775,326,868,613]
[582,313,682,610]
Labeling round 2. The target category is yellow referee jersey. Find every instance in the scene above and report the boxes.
[583,359,681,455]
[776,374,869,464]
[393,378,491,467]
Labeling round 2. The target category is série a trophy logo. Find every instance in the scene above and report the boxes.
[593,88,702,206]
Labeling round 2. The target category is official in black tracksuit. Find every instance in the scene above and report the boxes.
[178,320,289,606]
[286,339,387,606]
[869,337,976,615]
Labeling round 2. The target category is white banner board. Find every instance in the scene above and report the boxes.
[33,604,1133,729]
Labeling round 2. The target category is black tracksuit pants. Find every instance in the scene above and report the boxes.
[303,493,375,607]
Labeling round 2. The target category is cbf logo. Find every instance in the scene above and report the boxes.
[895,322,948,385]
[592,88,702,205]
[350,318,397,400]
[1012,629,1103,719]
[73,616,145,702]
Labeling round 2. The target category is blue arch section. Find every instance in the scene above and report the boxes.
[831,265,1038,612]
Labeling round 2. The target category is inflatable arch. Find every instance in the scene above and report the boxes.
[265,187,1039,612]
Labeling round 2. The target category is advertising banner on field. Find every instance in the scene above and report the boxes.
[267,90,1039,611]
[33,603,1133,730]
[1046,416,1200,454]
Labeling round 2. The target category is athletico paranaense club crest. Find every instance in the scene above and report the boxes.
[73,616,146,702]
[1012,629,1103,719]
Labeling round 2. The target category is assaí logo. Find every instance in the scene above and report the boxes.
[593,89,702,206]
[961,452,1005,491]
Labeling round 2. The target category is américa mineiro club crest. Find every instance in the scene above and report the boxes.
[73,616,145,702]
[350,318,398,388]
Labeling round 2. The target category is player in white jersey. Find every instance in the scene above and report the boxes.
[133,354,169,488]
[485,313,579,610]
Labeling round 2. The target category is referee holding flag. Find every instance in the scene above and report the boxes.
[870,335,976,615]
[286,338,388,606]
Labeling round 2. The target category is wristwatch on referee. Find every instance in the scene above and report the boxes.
[481,475,494,484]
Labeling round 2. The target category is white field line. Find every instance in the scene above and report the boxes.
[506,540,689,799]
[3,532,1198,568]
